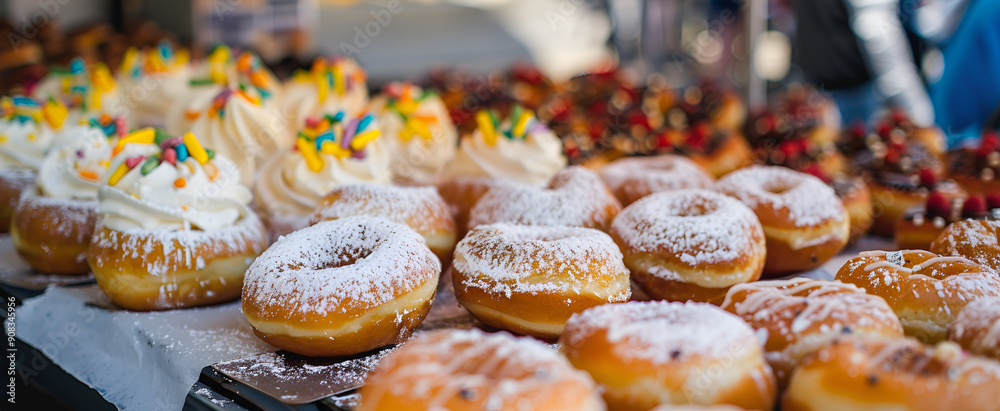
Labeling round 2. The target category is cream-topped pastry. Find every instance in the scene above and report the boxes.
[10,115,125,274]
[32,58,131,124]
[283,57,369,128]
[117,43,191,128]
[440,107,566,185]
[181,53,292,186]
[165,47,283,136]
[370,82,457,183]
[88,129,268,310]
[255,111,390,236]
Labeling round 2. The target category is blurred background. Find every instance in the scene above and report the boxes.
[0,0,992,143]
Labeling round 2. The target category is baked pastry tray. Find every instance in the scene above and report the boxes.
[7,235,894,409]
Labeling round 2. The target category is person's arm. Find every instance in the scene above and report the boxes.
[913,0,970,44]
[847,0,935,126]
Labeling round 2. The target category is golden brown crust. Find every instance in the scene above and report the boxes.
[947,297,1000,360]
[783,338,1000,411]
[758,218,850,276]
[835,250,1000,342]
[687,132,753,178]
[931,219,1000,271]
[868,183,926,237]
[598,155,716,206]
[358,329,604,411]
[88,217,269,311]
[436,176,512,234]
[0,170,34,233]
[720,278,903,388]
[11,189,96,274]
[837,179,873,242]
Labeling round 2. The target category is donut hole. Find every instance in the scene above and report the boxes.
[325,247,375,269]
[763,182,794,195]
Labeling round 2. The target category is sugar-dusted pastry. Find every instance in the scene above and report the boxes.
[369,82,457,183]
[88,130,268,310]
[254,111,390,237]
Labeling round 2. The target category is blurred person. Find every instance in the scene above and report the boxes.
[931,0,1000,146]
[792,0,934,127]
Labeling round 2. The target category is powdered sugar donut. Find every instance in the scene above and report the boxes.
[835,250,1000,343]
[610,189,766,304]
[311,184,456,264]
[720,278,903,387]
[559,301,777,411]
[242,216,440,356]
[599,155,715,206]
[948,297,1000,360]
[357,329,604,411]
[715,166,849,276]
[452,223,631,339]
[467,166,621,231]
[931,218,1000,271]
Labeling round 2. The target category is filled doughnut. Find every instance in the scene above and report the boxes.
[783,338,1000,411]
[467,166,621,231]
[452,223,630,339]
[931,218,1000,271]
[835,250,1000,342]
[947,296,1000,360]
[720,278,903,387]
[832,177,873,242]
[715,166,850,276]
[88,131,269,310]
[559,301,777,411]
[11,116,122,274]
[242,215,440,357]
[0,96,67,232]
[896,192,984,250]
[598,154,715,206]
[310,184,456,264]
[610,189,766,303]
[369,82,458,184]
[357,329,604,411]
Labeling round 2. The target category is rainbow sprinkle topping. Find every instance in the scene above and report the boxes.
[120,41,191,77]
[1,96,67,130]
[189,46,273,98]
[46,58,117,113]
[85,114,128,138]
[475,106,543,146]
[108,128,216,185]
[295,111,381,172]
[383,83,439,142]
[292,57,367,103]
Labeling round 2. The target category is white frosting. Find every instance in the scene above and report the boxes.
[165,84,224,136]
[96,143,252,232]
[117,66,191,128]
[37,125,113,200]
[370,85,457,183]
[186,91,293,186]
[0,119,59,170]
[32,68,132,124]
[282,59,369,128]
[254,136,391,220]
[440,122,566,185]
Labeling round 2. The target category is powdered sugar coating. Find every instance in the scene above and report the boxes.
[949,297,1000,358]
[611,189,764,268]
[16,188,96,243]
[932,219,1000,271]
[715,165,846,227]
[311,184,453,233]
[359,329,600,411]
[453,223,630,300]
[243,216,440,319]
[599,155,715,205]
[467,166,621,230]
[562,301,758,364]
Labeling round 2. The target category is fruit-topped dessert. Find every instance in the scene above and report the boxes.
[255,111,390,237]
[506,62,557,111]
[669,79,746,133]
[896,192,997,250]
[426,67,510,136]
[369,82,458,184]
[947,130,1000,195]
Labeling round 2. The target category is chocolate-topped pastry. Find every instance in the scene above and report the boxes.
[895,191,991,250]
[948,130,1000,195]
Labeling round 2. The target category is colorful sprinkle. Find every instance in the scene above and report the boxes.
[175,144,189,162]
[476,110,498,146]
[140,156,159,175]
[203,161,219,181]
[297,136,324,172]
[183,132,209,164]
[125,155,146,169]
[350,129,380,150]
[173,178,186,188]
[108,164,128,186]
[78,170,99,181]
[163,147,177,165]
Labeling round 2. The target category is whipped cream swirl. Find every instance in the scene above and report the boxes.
[441,114,566,185]
[371,83,457,183]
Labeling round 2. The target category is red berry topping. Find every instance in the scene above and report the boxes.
[963,195,987,217]
[891,109,908,125]
[849,121,867,139]
[918,168,937,187]
[925,192,951,218]
[876,122,892,138]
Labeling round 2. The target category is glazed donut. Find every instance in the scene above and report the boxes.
[357,329,604,411]
[720,278,903,387]
[931,218,1000,271]
[243,216,439,356]
[835,250,1000,343]
[559,301,777,411]
[311,184,456,265]
[467,166,621,231]
[947,296,1000,360]
[610,189,766,304]
[11,188,96,274]
[452,223,630,339]
[598,155,715,206]
[715,166,850,276]
[783,338,1000,411]
[0,169,33,233]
